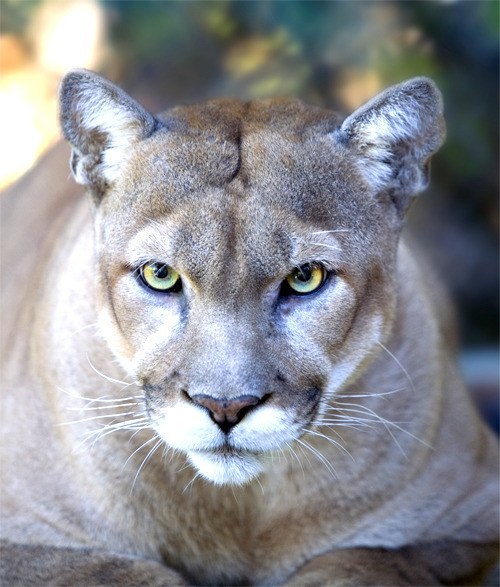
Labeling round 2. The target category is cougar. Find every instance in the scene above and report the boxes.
[1,70,498,586]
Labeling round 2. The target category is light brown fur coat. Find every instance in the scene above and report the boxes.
[1,71,498,586]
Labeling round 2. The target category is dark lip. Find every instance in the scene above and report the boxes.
[193,445,263,457]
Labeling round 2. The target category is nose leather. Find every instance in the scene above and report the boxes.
[190,394,261,432]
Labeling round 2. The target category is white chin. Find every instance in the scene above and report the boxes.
[187,450,264,486]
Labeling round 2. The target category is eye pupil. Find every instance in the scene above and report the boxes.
[283,263,328,296]
[296,266,312,282]
[139,262,181,292]
[154,264,169,279]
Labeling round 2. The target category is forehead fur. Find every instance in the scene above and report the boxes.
[103,97,378,231]
[62,73,443,233]
[94,96,401,295]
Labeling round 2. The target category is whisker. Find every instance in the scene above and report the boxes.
[73,420,149,452]
[177,460,195,474]
[58,386,141,404]
[160,443,175,464]
[304,428,355,462]
[76,418,150,448]
[327,405,405,428]
[321,425,349,447]
[86,354,134,387]
[123,436,158,469]
[59,411,139,426]
[315,421,379,433]
[309,242,341,251]
[333,387,406,400]
[255,475,265,496]
[78,429,147,453]
[330,402,431,453]
[63,322,99,343]
[328,402,408,424]
[295,442,315,472]
[284,442,306,478]
[80,417,149,438]
[376,342,416,394]
[66,402,140,412]
[183,471,202,495]
[230,484,241,504]
[295,437,338,480]
[318,410,388,425]
[319,413,408,427]
[131,438,163,492]
[130,423,153,442]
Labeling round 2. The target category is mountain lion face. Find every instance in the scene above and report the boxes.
[61,72,443,485]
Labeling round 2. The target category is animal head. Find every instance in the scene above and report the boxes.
[60,70,445,484]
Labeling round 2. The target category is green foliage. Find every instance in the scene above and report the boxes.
[0,0,42,36]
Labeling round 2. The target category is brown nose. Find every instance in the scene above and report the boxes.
[189,394,263,434]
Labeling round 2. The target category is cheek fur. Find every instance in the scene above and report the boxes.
[98,276,183,376]
[279,278,357,370]
[97,307,135,372]
[323,312,386,399]
[128,308,182,376]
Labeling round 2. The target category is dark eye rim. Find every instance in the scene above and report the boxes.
[137,262,183,294]
[279,262,332,297]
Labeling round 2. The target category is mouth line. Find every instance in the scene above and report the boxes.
[192,445,263,458]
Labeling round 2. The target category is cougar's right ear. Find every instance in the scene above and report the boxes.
[60,69,158,200]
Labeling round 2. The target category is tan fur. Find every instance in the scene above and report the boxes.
[1,71,498,586]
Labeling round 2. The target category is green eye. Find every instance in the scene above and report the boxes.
[284,263,327,295]
[140,262,181,292]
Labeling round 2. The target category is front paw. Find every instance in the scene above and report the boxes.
[0,541,189,586]
[282,547,437,587]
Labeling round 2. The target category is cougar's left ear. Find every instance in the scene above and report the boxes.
[334,77,446,214]
[60,69,158,199]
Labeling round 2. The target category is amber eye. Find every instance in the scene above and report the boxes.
[283,263,327,295]
[139,262,181,292]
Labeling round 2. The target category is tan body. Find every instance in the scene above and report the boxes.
[1,74,498,585]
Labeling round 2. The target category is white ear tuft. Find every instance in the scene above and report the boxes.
[60,69,158,198]
[335,77,446,213]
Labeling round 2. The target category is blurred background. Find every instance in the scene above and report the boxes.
[1,0,498,428]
